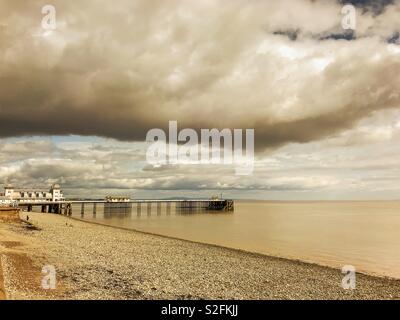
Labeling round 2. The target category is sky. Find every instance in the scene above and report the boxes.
[0,0,399,200]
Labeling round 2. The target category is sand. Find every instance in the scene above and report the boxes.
[0,208,20,223]
[0,211,399,300]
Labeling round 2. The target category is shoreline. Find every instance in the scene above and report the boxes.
[70,216,400,282]
[0,212,399,299]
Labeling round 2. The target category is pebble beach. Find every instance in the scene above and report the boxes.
[0,211,399,300]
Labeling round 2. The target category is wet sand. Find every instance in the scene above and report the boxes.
[0,211,399,300]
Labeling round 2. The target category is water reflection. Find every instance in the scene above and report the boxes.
[102,202,219,218]
[104,203,132,218]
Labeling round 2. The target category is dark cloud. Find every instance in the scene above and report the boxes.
[272,29,299,41]
[319,30,356,41]
[388,31,400,43]
[338,0,394,15]
[0,0,399,153]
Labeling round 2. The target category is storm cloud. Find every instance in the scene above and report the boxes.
[0,0,400,198]
[0,0,399,151]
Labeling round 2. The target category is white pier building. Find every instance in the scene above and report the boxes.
[2,184,64,203]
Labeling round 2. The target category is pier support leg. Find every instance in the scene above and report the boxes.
[147,203,151,216]
[50,204,58,214]
[166,202,171,215]
[137,203,141,216]
[66,203,72,216]
[81,203,85,215]
[93,203,97,215]
[157,203,161,215]
[41,205,46,213]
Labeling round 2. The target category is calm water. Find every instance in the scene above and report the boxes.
[72,201,400,279]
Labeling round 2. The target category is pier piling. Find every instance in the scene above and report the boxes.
[157,203,161,215]
[147,202,151,215]
[166,202,171,215]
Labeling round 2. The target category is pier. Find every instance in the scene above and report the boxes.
[16,199,235,215]
[1,185,234,215]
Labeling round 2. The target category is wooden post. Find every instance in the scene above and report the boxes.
[157,202,161,215]
[81,203,85,215]
[147,202,151,215]
[166,202,171,215]
[67,203,72,216]
[93,203,97,215]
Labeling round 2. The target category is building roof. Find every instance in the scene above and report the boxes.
[7,189,50,192]
[4,185,60,192]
